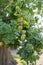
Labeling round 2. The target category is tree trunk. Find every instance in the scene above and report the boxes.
[0,43,17,65]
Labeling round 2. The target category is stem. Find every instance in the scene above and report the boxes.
[27,61,28,65]
[35,61,36,65]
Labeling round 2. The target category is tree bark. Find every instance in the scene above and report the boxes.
[0,43,17,65]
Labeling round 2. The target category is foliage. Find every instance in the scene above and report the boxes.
[0,0,43,65]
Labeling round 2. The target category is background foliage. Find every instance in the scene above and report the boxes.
[0,0,43,65]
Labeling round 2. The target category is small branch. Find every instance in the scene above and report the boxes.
[4,0,13,10]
